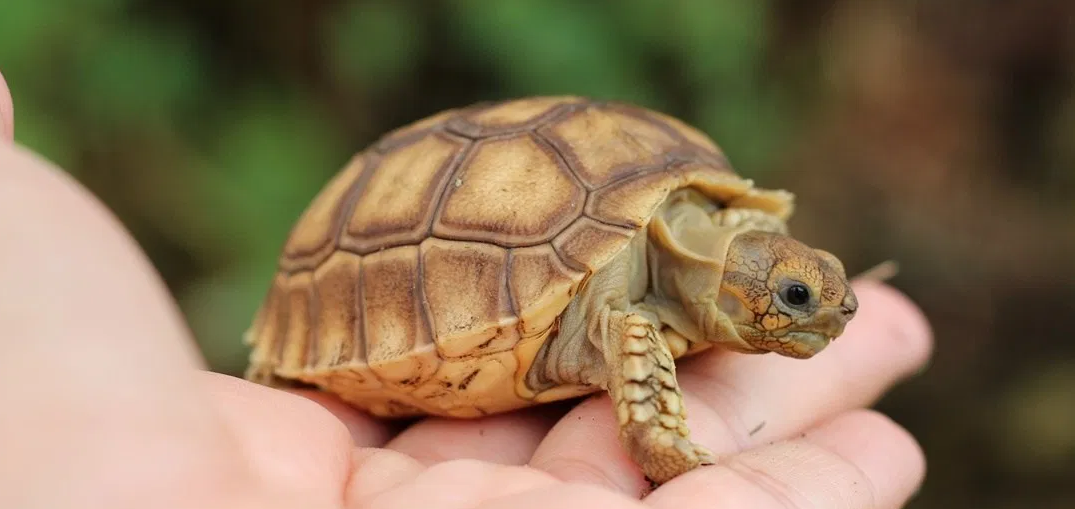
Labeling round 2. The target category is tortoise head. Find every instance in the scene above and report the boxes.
[711,230,858,358]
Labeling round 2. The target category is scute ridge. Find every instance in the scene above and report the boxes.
[444,98,585,139]
[304,278,321,371]
[532,128,593,192]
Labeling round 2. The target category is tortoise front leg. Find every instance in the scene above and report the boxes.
[603,311,715,485]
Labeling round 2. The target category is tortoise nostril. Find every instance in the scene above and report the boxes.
[841,294,858,315]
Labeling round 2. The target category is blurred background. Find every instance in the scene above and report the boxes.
[2,0,1072,507]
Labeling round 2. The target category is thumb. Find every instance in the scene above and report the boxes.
[0,70,12,141]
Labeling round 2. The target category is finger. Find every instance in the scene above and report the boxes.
[287,389,398,447]
[0,70,13,140]
[479,483,645,509]
[528,282,931,493]
[347,448,646,508]
[646,409,926,509]
[347,448,427,503]
[383,403,569,465]
[346,452,561,508]
[202,372,377,508]
[0,145,245,505]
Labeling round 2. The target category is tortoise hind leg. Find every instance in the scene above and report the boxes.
[603,311,716,485]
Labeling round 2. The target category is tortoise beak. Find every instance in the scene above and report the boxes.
[840,292,858,318]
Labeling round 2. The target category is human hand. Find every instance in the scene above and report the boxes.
[0,73,932,509]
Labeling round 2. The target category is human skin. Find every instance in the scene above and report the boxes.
[0,72,933,509]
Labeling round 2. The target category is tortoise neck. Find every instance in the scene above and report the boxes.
[645,193,734,310]
[644,191,791,346]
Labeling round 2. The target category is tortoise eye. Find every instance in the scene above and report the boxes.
[782,283,811,308]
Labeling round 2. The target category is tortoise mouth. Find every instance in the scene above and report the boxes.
[738,328,832,359]
[781,331,831,358]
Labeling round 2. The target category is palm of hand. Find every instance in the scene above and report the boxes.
[0,79,931,509]
[212,344,927,509]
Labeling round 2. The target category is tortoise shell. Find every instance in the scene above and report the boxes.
[243,96,794,418]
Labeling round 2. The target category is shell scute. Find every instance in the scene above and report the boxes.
[539,107,679,189]
[432,133,584,246]
[641,109,725,157]
[244,273,288,383]
[276,273,314,377]
[409,351,522,417]
[375,107,459,152]
[552,217,635,273]
[280,155,366,271]
[308,251,362,371]
[587,170,679,229]
[446,96,583,138]
[319,368,382,393]
[420,238,517,357]
[343,133,468,253]
[359,245,439,384]
[508,244,584,336]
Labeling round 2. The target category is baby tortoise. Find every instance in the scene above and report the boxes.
[243,96,858,485]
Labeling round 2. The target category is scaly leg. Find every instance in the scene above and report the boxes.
[603,311,715,485]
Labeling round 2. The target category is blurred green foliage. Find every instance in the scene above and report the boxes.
[3,1,1074,508]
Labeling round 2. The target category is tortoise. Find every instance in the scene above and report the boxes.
[243,96,859,485]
